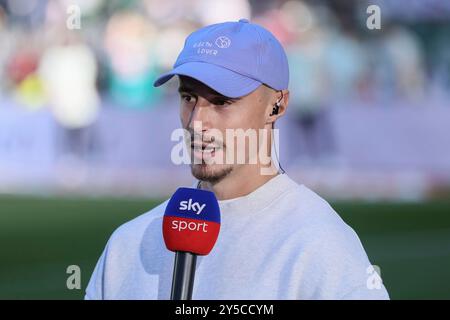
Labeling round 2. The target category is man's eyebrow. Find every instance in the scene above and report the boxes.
[177,86,193,93]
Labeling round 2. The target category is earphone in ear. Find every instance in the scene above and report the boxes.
[270,99,281,116]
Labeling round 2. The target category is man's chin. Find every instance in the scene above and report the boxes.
[190,163,233,184]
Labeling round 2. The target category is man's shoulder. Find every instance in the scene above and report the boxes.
[283,182,389,299]
[108,199,169,245]
[284,181,346,226]
[280,175,336,212]
[282,181,362,251]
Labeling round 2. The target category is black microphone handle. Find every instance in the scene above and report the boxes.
[170,251,197,300]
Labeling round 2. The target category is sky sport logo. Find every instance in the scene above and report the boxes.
[172,199,209,233]
[171,219,209,233]
[179,198,206,215]
[163,187,220,256]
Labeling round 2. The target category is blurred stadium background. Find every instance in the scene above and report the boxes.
[0,0,449,299]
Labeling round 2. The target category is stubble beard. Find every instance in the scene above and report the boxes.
[190,162,233,184]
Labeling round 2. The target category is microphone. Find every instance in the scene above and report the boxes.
[163,187,221,300]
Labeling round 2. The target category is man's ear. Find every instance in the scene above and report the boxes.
[266,89,289,124]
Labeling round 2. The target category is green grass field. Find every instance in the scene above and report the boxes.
[1,195,449,299]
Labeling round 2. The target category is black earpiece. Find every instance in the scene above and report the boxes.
[270,100,281,116]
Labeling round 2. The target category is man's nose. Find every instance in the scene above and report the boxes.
[188,97,213,130]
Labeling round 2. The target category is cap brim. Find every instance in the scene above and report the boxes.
[153,62,261,98]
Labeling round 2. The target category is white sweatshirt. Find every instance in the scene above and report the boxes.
[85,174,389,300]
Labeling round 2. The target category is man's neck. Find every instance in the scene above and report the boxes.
[199,164,280,201]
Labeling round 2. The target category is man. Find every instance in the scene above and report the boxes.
[85,19,389,299]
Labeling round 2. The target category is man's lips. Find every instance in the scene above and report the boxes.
[190,142,223,151]
[190,142,224,160]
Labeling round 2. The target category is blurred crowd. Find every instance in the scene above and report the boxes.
[0,0,449,130]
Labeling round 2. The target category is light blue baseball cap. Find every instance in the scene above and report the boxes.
[153,19,289,98]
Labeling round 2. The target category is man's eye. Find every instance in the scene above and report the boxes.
[213,99,233,106]
[181,94,194,102]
